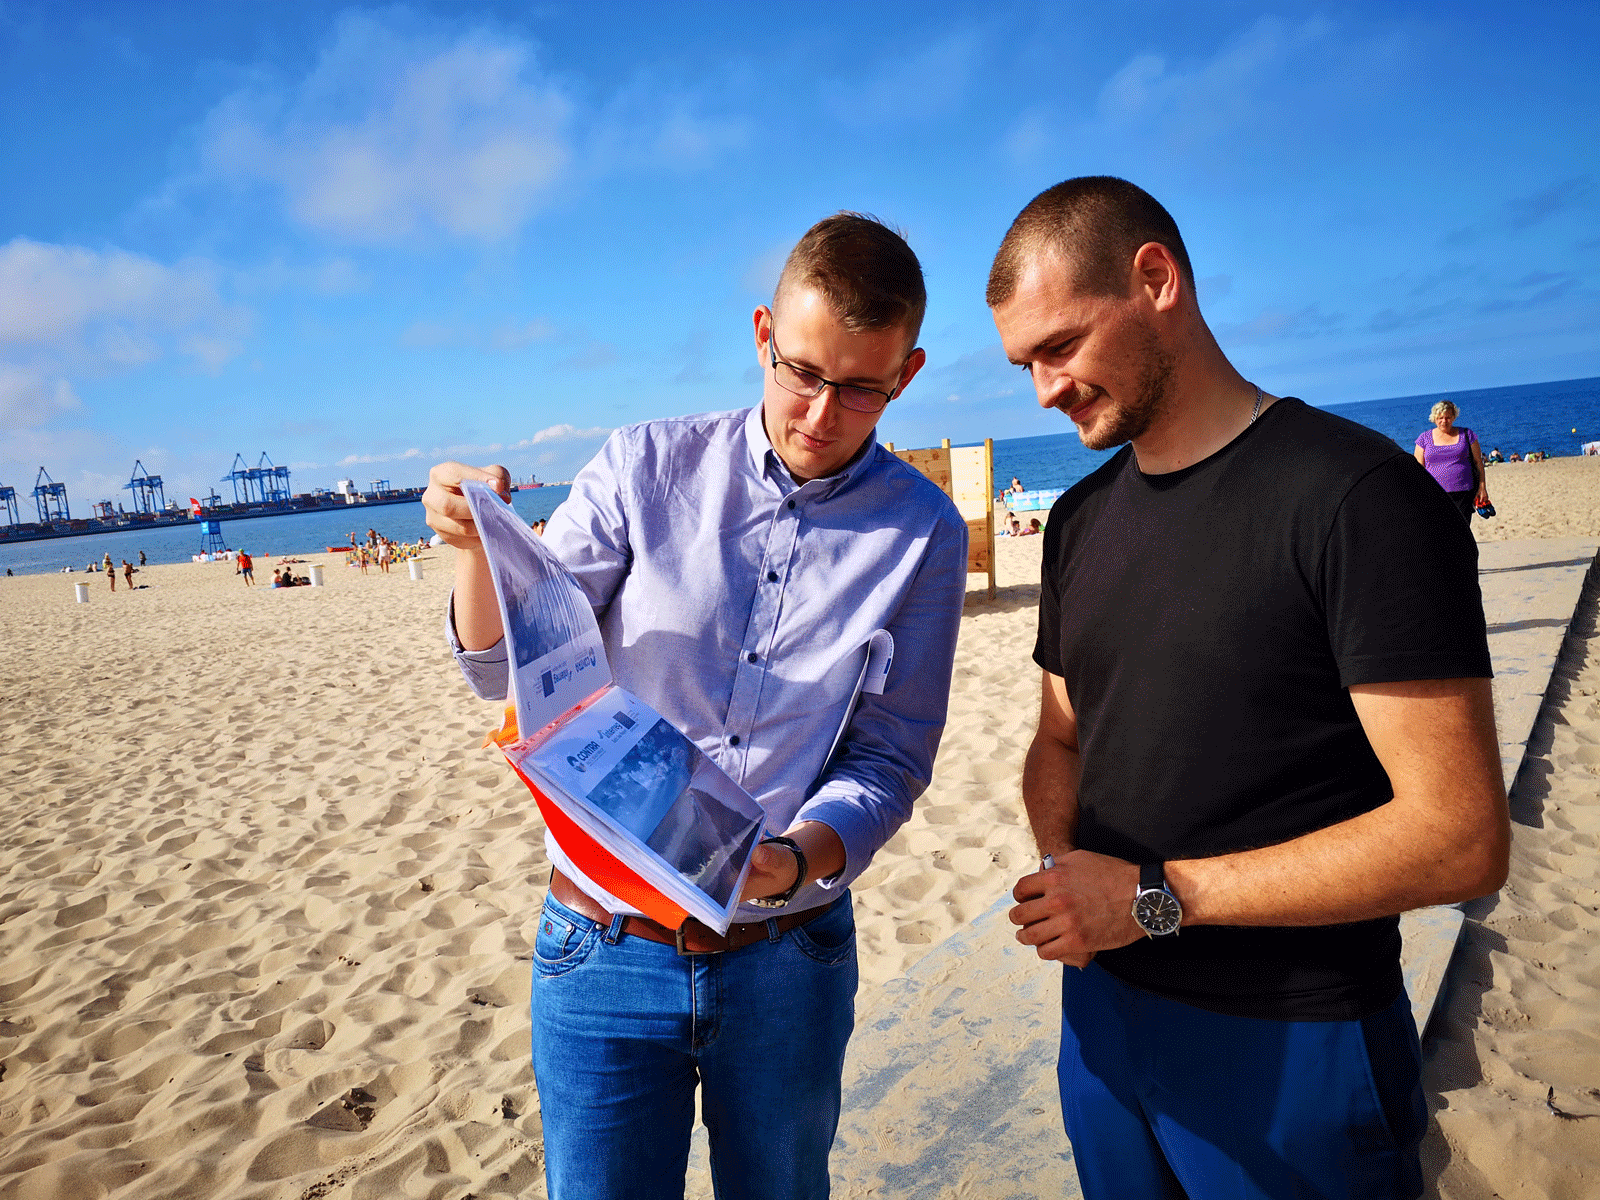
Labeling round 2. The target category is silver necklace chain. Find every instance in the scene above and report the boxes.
[1248,384,1263,425]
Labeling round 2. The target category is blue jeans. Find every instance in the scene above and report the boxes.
[1058,962,1427,1199]
[530,889,858,1200]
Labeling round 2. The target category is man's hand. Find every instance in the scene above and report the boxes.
[1009,850,1143,967]
[425,461,511,651]
[423,461,511,550]
[738,841,804,904]
[733,821,847,905]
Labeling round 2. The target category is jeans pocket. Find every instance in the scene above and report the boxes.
[790,895,856,965]
[533,904,598,978]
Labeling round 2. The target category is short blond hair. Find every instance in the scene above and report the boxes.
[776,213,926,341]
[1430,401,1458,422]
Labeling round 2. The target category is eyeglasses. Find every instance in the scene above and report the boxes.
[769,328,903,414]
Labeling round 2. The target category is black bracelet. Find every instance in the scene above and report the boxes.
[748,836,807,909]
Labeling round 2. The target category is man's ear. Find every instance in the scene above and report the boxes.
[894,347,928,397]
[1130,242,1183,313]
[752,305,773,365]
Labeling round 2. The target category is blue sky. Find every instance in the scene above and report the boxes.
[2,1,1596,509]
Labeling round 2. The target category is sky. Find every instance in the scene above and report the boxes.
[2,1,1596,512]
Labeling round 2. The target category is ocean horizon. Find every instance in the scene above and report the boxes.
[4,375,1596,577]
[985,374,1598,499]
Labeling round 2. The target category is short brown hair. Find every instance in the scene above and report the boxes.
[986,177,1195,307]
[776,212,926,343]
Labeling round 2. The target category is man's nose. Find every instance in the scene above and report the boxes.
[1033,365,1073,411]
[808,386,844,427]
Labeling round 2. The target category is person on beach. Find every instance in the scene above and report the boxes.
[1414,400,1489,521]
[377,538,392,574]
[237,550,255,587]
[426,212,967,1200]
[104,552,115,591]
[122,559,133,589]
[988,177,1510,1200]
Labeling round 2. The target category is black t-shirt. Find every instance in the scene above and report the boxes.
[1034,398,1491,1020]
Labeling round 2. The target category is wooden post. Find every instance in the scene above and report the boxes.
[983,438,996,600]
[891,438,997,601]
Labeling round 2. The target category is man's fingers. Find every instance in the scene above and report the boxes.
[423,460,515,548]
[1011,870,1050,904]
[427,461,512,499]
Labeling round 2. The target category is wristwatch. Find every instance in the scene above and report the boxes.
[1132,863,1182,938]
[748,837,807,909]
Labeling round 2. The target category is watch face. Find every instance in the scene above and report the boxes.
[1134,888,1182,936]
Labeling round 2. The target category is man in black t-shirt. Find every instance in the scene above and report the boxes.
[987,177,1510,1200]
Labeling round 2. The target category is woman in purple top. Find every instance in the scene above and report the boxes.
[1414,400,1489,522]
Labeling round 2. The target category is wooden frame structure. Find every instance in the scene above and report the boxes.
[885,437,996,599]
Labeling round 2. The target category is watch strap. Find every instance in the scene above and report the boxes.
[749,836,807,908]
[1139,861,1165,891]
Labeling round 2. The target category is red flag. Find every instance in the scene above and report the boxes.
[189,497,202,517]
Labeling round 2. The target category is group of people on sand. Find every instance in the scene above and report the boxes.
[424,180,1509,1200]
[90,551,138,591]
[345,529,427,574]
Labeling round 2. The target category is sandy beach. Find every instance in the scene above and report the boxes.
[1,456,1598,1199]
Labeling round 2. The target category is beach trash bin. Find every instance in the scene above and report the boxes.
[74,583,89,604]
[309,564,325,587]
[408,560,423,581]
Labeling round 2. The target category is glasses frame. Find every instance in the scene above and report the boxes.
[768,327,906,415]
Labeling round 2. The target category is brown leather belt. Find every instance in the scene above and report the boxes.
[548,867,824,955]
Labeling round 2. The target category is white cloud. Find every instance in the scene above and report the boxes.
[204,13,571,243]
[1090,16,1333,148]
[313,257,368,294]
[1002,106,1055,165]
[516,424,610,447]
[193,12,751,245]
[0,239,245,368]
[0,238,249,431]
[0,367,80,431]
[337,447,425,466]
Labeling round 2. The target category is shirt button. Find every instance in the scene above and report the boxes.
[767,571,779,582]
[746,652,758,664]
[787,499,796,510]
[728,735,741,747]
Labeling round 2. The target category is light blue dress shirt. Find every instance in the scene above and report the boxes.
[452,404,968,919]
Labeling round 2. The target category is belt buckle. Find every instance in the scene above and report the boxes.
[675,923,700,956]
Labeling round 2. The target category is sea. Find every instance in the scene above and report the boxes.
[0,487,573,577]
[987,375,1600,500]
[4,376,1596,578]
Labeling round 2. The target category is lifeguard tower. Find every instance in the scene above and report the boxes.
[198,520,227,556]
[124,460,166,514]
[0,483,18,526]
[32,468,69,523]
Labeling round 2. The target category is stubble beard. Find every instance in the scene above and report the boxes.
[1074,326,1177,452]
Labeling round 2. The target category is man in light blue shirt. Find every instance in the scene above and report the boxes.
[424,213,967,1200]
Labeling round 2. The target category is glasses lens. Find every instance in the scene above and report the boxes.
[774,362,825,397]
[836,386,889,414]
